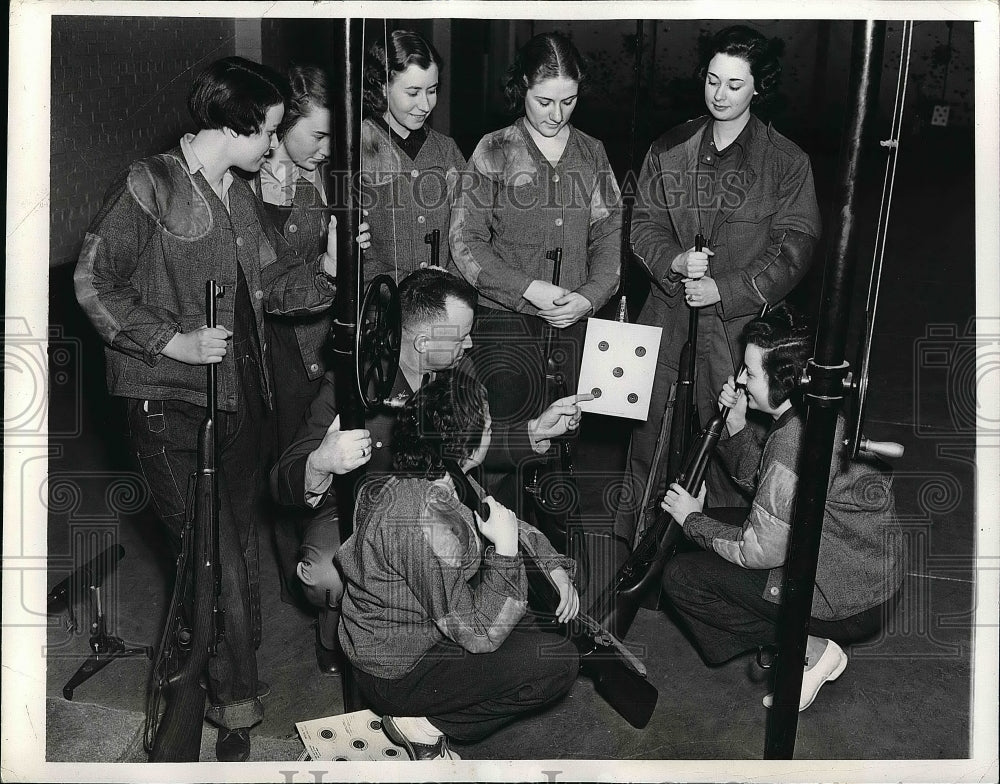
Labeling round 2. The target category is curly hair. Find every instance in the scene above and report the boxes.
[188,56,287,136]
[698,25,784,101]
[362,29,443,116]
[503,31,587,114]
[392,372,488,478]
[277,64,328,140]
[741,303,813,409]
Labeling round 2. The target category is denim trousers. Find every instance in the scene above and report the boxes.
[126,350,266,730]
[353,617,580,744]
[662,521,888,666]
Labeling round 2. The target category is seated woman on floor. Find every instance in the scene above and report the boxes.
[335,372,580,760]
[659,304,904,712]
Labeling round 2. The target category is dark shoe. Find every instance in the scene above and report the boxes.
[215,727,251,762]
[314,620,341,676]
[381,716,461,760]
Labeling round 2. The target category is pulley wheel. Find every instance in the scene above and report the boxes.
[355,274,401,410]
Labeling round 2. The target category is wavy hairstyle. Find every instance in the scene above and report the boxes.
[392,372,488,479]
[188,56,287,136]
[503,31,587,114]
[741,303,813,409]
[362,29,443,116]
[698,25,784,101]
[277,64,328,140]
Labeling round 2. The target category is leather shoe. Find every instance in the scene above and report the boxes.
[314,621,341,676]
[381,716,461,760]
[215,727,251,762]
[763,639,849,711]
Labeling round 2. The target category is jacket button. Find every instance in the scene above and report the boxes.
[770,586,779,596]
[417,215,426,224]
[235,236,244,247]
[255,290,263,300]
[552,174,560,182]
[288,224,298,233]
[375,441,383,448]
[555,218,563,227]
[309,363,319,372]
[411,169,419,178]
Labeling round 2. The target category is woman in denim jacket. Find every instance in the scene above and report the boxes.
[450,32,622,503]
[360,30,466,284]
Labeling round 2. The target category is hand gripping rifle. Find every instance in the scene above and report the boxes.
[145,281,225,761]
[525,248,581,541]
[446,460,657,729]
[591,297,770,641]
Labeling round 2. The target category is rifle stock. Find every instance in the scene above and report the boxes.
[447,460,657,729]
[148,280,224,762]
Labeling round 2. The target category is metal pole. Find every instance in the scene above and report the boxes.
[326,16,366,713]
[763,20,885,759]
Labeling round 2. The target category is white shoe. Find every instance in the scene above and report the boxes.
[762,639,848,711]
[382,716,462,760]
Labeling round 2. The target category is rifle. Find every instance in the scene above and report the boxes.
[525,247,581,540]
[446,460,657,729]
[424,228,441,268]
[592,299,770,641]
[146,280,225,761]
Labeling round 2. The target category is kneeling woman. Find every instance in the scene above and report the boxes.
[336,374,580,759]
[660,305,903,712]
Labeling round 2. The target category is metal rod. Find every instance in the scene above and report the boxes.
[763,20,885,760]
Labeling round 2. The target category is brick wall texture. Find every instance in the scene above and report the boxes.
[50,17,236,267]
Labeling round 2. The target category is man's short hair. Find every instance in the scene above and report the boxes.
[188,56,288,136]
[398,268,478,330]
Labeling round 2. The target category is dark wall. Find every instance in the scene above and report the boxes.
[50,16,236,268]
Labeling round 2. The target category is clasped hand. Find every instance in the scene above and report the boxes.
[660,482,707,525]
[320,213,373,278]
[474,496,519,556]
[524,280,592,328]
[161,325,232,365]
[718,374,748,435]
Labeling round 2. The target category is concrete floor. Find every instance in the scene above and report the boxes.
[40,128,984,771]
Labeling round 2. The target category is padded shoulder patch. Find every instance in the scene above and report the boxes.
[361,120,402,185]
[127,154,213,241]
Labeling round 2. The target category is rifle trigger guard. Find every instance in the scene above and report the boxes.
[355,274,402,410]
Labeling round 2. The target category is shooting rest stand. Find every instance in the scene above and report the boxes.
[62,583,153,700]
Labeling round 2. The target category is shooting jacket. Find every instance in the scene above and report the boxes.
[255,165,333,381]
[450,119,622,314]
[75,145,336,411]
[632,115,821,404]
[683,409,905,620]
[337,474,574,679]
[360,118,466,284]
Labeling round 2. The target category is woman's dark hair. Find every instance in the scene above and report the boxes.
[278,64,328,140]
[741,303,812,408]
[363,30,443,115]
[392,372,488,478]
[699,25,783,99]
[503,31,587,114]
[188,56,287,136]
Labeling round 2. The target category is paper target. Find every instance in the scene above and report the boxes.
[296,709,407,761]
[576,318,662,421]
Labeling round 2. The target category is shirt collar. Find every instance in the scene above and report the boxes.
[260,155,326,205]
[180,133,234,207]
